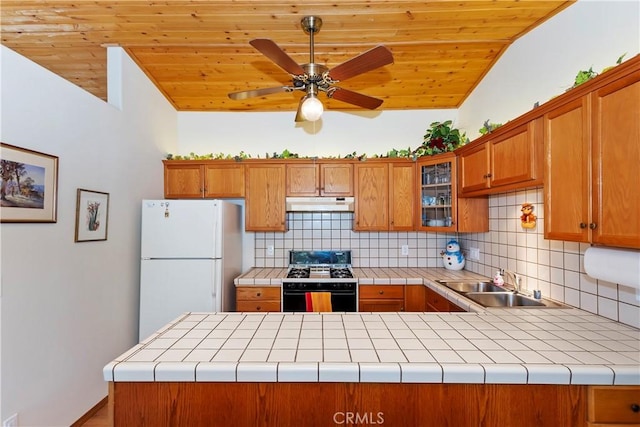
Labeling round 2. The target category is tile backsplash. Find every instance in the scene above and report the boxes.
[460,187,639,329]
[254,213,456,268]
[253,187,639,328]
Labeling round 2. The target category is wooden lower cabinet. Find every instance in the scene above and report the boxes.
[588,385,640,426]
[425,287,464,312]
[235,286,281,312]
[404,285,426,311]
[111,382,588,427]
[358,285,404,312]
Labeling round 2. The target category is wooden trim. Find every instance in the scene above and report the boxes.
[70,395,108,427]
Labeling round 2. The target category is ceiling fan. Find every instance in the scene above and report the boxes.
[228,16,394,122]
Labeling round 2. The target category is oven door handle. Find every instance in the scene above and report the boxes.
[283,289,355,295]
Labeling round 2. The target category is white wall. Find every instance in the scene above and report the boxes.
[177,109,459,158]
[458,0,640,138]
[0,46,176,426]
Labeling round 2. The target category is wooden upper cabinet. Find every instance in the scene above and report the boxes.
[164,162,204,198]
[544,59,640,248]
[203,163,245,198]
[457,119,542,196]
[163,160,244,199]
[286,162,353,197]
[320,163,353,196]
[245,163,286,231]
[354,162,389,231]
[591,72,640,248]
[354,159,416,231]
[544,96,591,242]
[458,143,490,194]
[389,162,415,230]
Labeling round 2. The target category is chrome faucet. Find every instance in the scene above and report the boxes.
[501,269,522,293]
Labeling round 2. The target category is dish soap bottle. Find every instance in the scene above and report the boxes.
[493,270,504,287]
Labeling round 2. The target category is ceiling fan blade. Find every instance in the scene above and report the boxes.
[228,86,292,100]
[250,39,305,75]
[328,45,393,82]
[329,87,384,110]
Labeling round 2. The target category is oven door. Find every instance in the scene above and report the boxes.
[282,286,357,312]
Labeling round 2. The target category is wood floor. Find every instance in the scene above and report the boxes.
[74,400,109,427]
[80,405,108,426]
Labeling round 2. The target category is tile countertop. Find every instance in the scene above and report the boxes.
[234,267,496,312]
[104,311,640,386]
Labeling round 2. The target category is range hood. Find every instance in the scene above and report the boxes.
[285,197,355,212]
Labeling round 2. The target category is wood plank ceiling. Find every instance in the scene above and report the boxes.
[1,1,575,113]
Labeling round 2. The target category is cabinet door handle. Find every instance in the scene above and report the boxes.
[579,222,587,229]
[589,223,597,230]
[256,306,262,311]
[631,403,640,413]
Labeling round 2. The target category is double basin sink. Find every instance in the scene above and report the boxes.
[435,279,569,309]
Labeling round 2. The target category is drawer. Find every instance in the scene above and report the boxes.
[359,285,404,300]
[236,287,281,301]
[236,300,281,312]
[588,386,640,424]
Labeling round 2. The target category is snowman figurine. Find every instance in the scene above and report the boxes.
[442,240,465,270]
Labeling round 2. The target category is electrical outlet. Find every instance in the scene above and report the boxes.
[469,247,480,261]
[3,413,18,427]
[401,245,409,256]
[267,245,274,256]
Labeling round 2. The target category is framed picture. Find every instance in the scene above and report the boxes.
[75,188,110,242]
[1,142,59,223]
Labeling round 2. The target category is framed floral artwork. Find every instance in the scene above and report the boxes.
[1,142,59,223]
[75,188,109,242]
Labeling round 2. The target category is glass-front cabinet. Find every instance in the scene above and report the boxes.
[417,153,457,231]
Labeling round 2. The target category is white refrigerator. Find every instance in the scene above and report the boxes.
[139,199,242,341]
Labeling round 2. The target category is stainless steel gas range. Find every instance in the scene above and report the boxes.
[281,250,357,312]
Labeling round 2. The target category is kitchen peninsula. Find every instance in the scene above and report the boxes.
[104,268,640,426]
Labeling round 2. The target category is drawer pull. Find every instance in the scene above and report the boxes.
[631,403,640,413]
[256,292,261,297]
[256,306,262,311]
[379,290,384,295]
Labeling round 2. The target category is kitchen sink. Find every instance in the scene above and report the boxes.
[464,292,569,308]
[436,280,506,293]
[435,279,570,309]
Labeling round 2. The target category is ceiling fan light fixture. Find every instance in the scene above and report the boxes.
[301,95,323,121]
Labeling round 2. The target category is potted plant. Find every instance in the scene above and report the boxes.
[413,120,468,157]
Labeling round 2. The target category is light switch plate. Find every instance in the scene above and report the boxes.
[267,245,274,256]
[469,247,480,261]
[401,245,409,256]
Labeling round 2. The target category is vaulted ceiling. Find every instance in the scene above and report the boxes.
[1,1,574,113]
